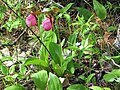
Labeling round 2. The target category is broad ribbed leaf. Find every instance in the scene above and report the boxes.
[48,72,62,90]
[103,69,120,82]
[31,70,48,90]
[49,42,63,65]
[103,73,116,82]
[93,0,107,20]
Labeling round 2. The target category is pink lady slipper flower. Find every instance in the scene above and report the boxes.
[42,18,52,31]
[26,14,37,27]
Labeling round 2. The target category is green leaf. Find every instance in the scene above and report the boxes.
[62,56,74,71]
[43,31,57,43]
[9,65,15,74]
[93,0,107,20]
[51,32,57,43]
[49,42,63,65]
[39,60,49,68]
[67,61,75,74]
[112,56,120,63]
[103,87,111,90]
[67,46,80,51]
[52,61,64,76]
[107,26,117,32]
[4,75,16,81]
[0,5,6,13]
[48,72,62,90]
[10,20,20,31]
[0,65,8,75]
[64,14,71,24]
[0,13,4,20]
[76,7,93,20]
[38,14,44,30]
[39,44,49,61]
[19,64,26,75]
[104,56,120,63]
[78,75,86,81]
[84,38,89,48]
[103,69,120,82]
[86,73,95,84]
[111,69,120,77]
[112,56,120,60]
[68,33,78,46]
[103,73,116,82]
[104,56,111,60]
[67,84,86,90]
[57,13,63,19]
[19,17,26,28]
[0,5,6,20]
[89,86,103,90]
[4,85,26,90]
[24,57,40,65]
[61,3,73,13]
[14,2,21,10]
[61,38,65,47]
[31,70,48,90]
[0,56,13,61]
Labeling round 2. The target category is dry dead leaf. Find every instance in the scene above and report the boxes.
[104,31,111,42]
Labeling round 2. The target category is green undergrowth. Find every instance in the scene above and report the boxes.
[0,0,120,90]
